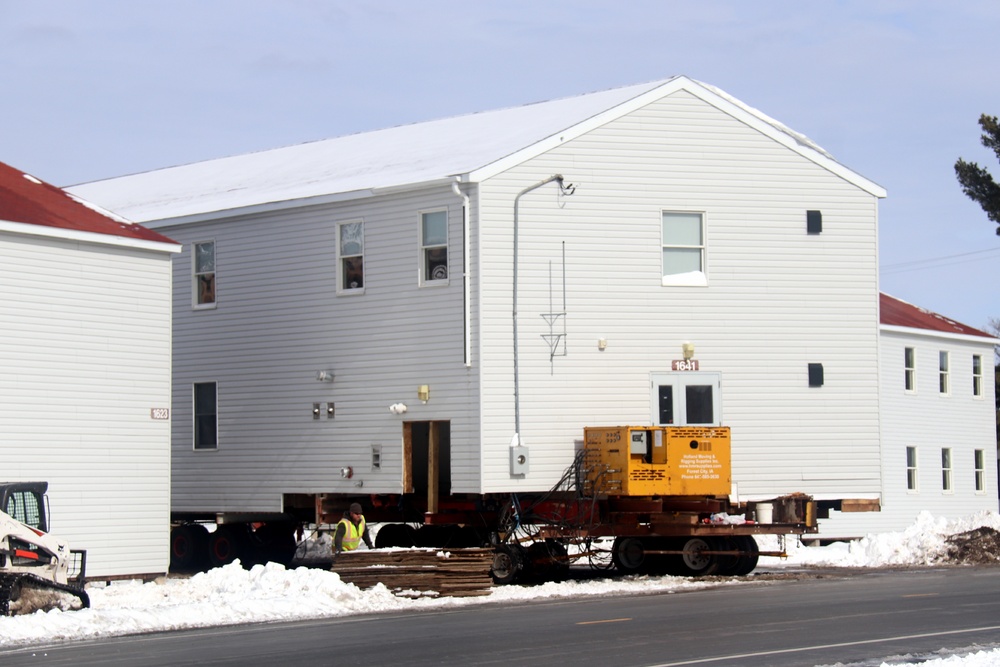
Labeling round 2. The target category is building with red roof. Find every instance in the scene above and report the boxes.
[0,160,179,579]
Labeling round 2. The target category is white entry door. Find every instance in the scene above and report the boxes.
[650,372,721,426]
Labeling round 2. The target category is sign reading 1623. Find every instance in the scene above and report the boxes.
[150,408,170,420]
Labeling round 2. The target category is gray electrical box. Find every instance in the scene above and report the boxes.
[510,445,530,476]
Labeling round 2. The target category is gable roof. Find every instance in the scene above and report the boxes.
[68,76,886,226]
[0,160,177,249]
[880,292,996,341]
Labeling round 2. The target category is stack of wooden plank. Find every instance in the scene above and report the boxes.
[332,548,495,597]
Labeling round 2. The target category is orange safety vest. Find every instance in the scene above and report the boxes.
[337,516,366,551]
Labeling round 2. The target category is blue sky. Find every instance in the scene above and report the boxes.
[2,1,999,330]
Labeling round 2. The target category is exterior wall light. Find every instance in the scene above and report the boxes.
[417,385,430,403]
[682,342,695,360]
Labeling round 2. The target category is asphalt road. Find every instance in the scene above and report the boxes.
[5,567,1000,666]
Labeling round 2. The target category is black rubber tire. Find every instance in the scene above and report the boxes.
[677,536,721,576]
[208,525,248,568]
[525,540,570,582]
[374,523,417,548]
[247,522,298,566]
[712,536,742,576]
[730,535,760,576]
[170,524,210,571]
[490,544,525,585]
[612,537,646,573]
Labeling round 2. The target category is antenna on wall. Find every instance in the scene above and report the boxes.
[541,241,568,370]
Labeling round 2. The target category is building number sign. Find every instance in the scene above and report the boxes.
[671,359,699,371]
[150,408,170,420]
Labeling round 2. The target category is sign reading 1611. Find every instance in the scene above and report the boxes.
[150,408,170,420]
[672,359,699,371]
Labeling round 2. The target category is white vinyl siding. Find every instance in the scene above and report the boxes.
[477,89,881,498]
[0,231,173,578]
[163,186,479,511]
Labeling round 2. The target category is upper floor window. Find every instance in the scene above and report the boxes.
[973,354,983,397]
[338,221,364,292]
[661,211,706,286]
[904,347,916,392]
[193,382,218,450]
[193,241,216,307]
[421,210,448,284]
[941,447,952,492]
[938,351,950,395]
[905,446,918,491]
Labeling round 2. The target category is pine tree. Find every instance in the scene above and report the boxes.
[955,114,1000,234]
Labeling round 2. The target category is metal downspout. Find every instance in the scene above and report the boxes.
[510,174,575,468]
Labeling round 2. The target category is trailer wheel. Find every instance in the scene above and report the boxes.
[525,540,570,582]
[374,523,416,548]
[247,522,298,566]
[490,544,524,585]
[170,524,209,572]
[208,525,248,568]
[612,537,646,573]
[729,536,759,576]
[677,536,720,576]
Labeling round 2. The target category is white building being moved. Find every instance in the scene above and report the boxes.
[69,76,997,548]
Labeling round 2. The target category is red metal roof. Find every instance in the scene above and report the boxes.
[0,160,175,245]
[880,292,994,339]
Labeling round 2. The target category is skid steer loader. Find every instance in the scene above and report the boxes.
[0,482,89,615]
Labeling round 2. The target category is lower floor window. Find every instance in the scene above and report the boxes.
[194,382,218,450]
[905,446,917,491]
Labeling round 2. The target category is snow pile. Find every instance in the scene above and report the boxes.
[760,511,1000,568]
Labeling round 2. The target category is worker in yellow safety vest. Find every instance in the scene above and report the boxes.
[333,502,374,557]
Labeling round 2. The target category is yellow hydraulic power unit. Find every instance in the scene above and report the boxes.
[583,426,731,497]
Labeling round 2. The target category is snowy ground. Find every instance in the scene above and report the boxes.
[3,510,1000,666]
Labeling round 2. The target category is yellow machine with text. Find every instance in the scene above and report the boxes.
[583,426,731,497]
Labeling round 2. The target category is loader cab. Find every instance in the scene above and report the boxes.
[0,482,49,533]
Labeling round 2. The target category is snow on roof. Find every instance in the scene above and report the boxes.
[0,160,176,246]
[880,292,996,340]
[68,76,883,225]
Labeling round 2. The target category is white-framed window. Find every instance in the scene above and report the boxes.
[973,354,983,398]
[975,449,986,493]
[905,446,918,491]
[193,240,216,308]
[338,220,364,292]
[420,209,448,285]
[904,347,916,392]
[661,211,706,286]
[650,372,721,426]
[938,351,950,395]
[941,447,952,492]
[193,382,218,450]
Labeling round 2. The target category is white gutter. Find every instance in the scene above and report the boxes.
[452,180,472,367]
[0,219,181,254]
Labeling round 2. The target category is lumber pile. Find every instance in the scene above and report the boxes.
[332,548,495,598]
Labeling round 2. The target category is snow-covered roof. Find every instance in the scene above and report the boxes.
[880,292,997,341]
[0,160,178,250]
[68,76,886,225]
